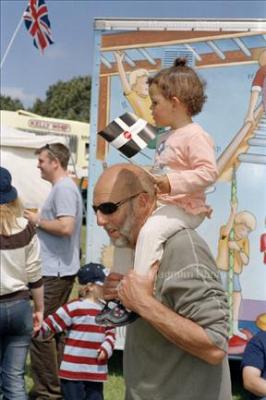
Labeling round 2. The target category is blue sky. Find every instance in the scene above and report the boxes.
[1,0,265,107]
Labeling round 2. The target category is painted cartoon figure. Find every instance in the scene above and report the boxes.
[216,200,256,340]
[261,218,266,264]
[114,50,155,125]
[245,48,266,123]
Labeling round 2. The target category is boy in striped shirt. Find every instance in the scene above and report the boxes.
[37,263,115,400]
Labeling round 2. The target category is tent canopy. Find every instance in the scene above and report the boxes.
[1,126,67,208]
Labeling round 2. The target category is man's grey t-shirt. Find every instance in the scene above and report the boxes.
[38,176,82,277]
[124,228,231,400]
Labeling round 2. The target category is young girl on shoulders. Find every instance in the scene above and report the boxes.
[134,57,218,269]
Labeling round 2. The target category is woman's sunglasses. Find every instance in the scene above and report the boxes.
[92,192,144,215]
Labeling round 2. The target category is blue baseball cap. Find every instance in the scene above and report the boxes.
[77,263,108,286]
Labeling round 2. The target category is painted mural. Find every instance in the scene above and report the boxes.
[88,23,266,354]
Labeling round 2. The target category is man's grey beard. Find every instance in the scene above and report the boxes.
[111,211,135,248]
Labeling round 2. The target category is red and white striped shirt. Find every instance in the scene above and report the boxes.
[41,298,115,381]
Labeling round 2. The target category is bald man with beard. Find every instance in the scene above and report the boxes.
[93,163,231,400]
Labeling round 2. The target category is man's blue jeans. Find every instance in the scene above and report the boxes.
[0,299,33,400]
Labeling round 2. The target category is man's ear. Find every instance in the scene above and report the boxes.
[137,192,151,211]
[52,157,61,169]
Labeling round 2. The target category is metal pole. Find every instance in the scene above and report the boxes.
[1,17,24,70]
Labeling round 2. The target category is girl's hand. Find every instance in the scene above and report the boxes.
[154,174,171,194]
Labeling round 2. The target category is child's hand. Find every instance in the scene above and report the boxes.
[32,328,41,339]
[33,323,53,340]
[32,326,47,340]
[154,174,171,194]
[97,349,107,362]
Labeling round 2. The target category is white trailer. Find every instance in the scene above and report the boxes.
[1,109,90,180]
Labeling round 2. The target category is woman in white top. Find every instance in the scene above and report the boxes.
[0,167,44,400]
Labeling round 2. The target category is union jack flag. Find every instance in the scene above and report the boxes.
[23,0,54,53]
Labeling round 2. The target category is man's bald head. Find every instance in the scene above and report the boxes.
[93,164,156,248]
[94,163,155,203]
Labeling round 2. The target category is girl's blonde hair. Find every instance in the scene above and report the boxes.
[0,198,23,235]
[148,57,207,116]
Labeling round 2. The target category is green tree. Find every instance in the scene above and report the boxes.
[0,95,24,110]
[30,76,91,122]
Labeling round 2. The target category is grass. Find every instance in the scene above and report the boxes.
[104,351,125,400]
[26,352,248,399]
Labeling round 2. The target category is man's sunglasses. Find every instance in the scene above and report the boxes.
[92,192,144,215]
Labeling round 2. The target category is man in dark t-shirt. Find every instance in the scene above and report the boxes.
[242,331,266,400]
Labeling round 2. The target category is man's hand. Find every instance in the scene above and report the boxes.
[117,262,159,313]
[24,210,40,226]
[103,272,124,301]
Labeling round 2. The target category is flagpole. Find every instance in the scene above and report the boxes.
[0,16,24,70]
